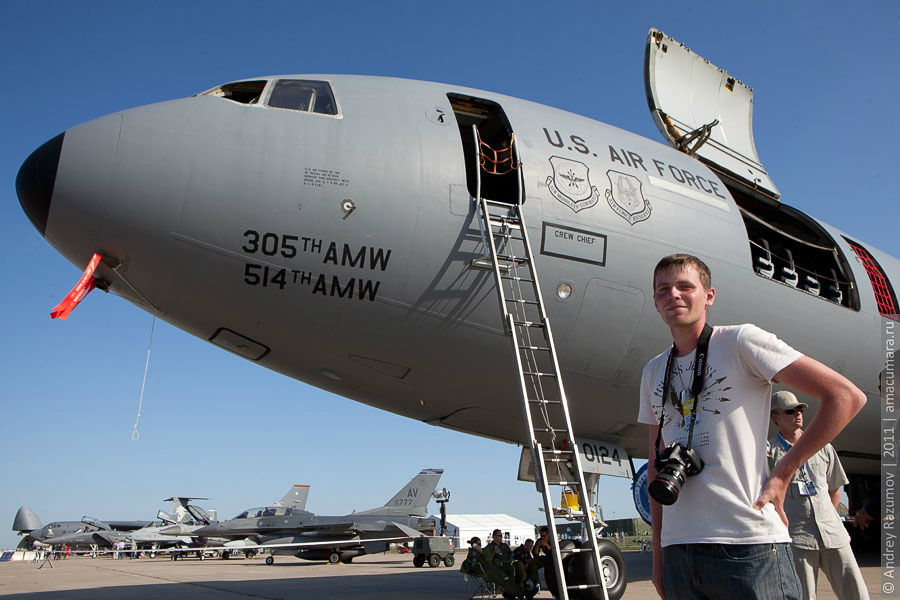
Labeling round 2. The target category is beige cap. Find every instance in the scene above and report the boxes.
[771,390,808,412]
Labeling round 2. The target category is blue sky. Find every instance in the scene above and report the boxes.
[1,2,898,549]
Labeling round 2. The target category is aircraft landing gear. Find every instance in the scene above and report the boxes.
[543,540,626,600]
[265,555,274,565]
[328,552,341,564]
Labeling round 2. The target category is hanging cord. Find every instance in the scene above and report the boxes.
[131,316,157,440]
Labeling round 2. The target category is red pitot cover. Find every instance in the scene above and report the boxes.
[50,253,102,320]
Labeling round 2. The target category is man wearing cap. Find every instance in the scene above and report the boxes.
[769,390,869,600]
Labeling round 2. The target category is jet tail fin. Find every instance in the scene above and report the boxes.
[276,485,310,509]
[356,468,444,517]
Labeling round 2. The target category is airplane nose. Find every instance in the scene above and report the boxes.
[16,132,65,237]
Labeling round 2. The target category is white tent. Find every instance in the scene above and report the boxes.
[437,514,536,550]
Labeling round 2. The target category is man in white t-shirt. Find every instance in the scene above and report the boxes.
[638,254,866,600]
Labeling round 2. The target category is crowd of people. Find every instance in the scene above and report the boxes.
[460,527,554,599]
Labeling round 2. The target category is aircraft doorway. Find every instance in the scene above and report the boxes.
[448,93,522,205]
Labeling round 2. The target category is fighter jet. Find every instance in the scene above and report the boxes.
[189,468,442,564]
[15,27,893,564]
[160,486,308,558]
[13,506,150,550]
[192,484,309,532]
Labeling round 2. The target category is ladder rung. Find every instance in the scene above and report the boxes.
[519,344,550,351]
[495,253,528,263]
[506,298,540,305]
[534,427,568,433]
[489,230,524,241]
[568,584,605,590]
[560,547,595,554]
[490,230,523,240]
[471,257,511,272]
[501,275,534,283]
[527,398,562,405]
[523,371,556,377]
[542,448,575,455]
[553,481,579,486]
[488,215,521,225]
[543,457,572,463]
[513,320,545,328]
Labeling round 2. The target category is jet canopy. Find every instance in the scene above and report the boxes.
[233,506,297,519]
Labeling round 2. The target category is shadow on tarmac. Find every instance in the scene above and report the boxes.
[3,571,492,600]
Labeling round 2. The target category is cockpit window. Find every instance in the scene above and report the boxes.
[267,79,337,115]
[202,80,268,105]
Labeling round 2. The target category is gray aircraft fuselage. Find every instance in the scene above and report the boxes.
[16,74,896,479]
[193,512,431,543]
[26,519,149,548]
[38,527,128,549]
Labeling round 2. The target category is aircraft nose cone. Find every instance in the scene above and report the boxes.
[16,133,65,237]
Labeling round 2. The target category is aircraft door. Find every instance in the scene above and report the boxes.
[447,93,523,205]
[405,91,534,331]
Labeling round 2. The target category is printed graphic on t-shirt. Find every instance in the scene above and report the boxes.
[651,359,732,448]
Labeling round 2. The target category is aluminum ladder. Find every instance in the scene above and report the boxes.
[471,126,609,600]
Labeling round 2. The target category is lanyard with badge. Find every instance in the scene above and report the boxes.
[776,433,817,496]
[653,323,712,452]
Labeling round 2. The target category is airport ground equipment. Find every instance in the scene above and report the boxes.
[412,536,455,568]
[473,131,613,600]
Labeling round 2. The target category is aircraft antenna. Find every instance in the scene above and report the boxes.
[131,315,156,440]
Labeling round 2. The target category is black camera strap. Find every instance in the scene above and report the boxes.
[654,323,713,455]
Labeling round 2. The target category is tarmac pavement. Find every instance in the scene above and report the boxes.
[0,549,884,599]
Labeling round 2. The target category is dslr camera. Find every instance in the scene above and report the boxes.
[648,443,704,506]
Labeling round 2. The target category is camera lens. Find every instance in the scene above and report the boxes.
[648,463,687,506]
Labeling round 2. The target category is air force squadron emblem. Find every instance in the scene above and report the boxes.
[605,170,652,225]
[547,156,601,212]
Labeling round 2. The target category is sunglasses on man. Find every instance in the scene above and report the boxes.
[783,407,805,415]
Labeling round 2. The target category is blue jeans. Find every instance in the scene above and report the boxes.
[662,543,802,600]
